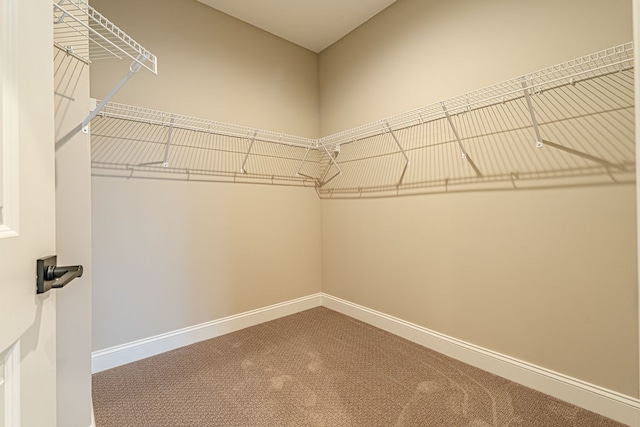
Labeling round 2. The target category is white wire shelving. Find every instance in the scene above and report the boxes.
[53,0,158,133]
[322,42,634,149]
[90,103,323,186]
[53,0,157,73]
[90,42,635,196]
[95,103,315,148]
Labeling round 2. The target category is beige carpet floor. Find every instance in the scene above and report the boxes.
[93,307,627,426]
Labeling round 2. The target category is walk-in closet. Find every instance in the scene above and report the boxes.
[32,0,640,425]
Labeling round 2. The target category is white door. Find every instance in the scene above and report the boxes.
[0,0,57,425]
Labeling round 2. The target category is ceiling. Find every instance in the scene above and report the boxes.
[196,0,398,53]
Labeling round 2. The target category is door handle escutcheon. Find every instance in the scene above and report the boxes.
[37,255,84,294]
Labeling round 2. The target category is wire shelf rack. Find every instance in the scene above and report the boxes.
[53,0,157,74]
[322,42,634,149]
[90,103,320,186]
[95,103,315,148]
[90,42,635,196]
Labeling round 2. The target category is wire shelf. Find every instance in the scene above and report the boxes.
[90,42,635,196]
[322,42,634,149]
[96,103,316,148]
[318,68,635,198]
[53,0,157,73]
[90,103,320,186]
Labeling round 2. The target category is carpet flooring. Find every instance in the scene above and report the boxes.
[92,307,627,426]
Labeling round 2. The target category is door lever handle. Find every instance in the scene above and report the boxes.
[37,255,84,294]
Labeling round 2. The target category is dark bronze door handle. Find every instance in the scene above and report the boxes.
[37,255,84,294]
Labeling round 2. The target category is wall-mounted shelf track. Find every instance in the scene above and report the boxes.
[53,0,158,132]
[90,42,635,197]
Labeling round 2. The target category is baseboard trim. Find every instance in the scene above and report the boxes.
[321,293,640,427]
[90,400,95,427]
[91,292,639,426]
[91,293,323,374]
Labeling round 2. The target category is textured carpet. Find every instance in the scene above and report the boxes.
[93,307,626,426]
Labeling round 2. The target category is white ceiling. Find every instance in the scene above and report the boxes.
[196,0,398,53]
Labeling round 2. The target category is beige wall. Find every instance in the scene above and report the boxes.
[321,186,638,396]
[90,0,319,138]
[319,0,639,397]
[92,178,321,349]
[90,0,322,350]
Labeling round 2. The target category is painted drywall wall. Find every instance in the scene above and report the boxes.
[90,0,319,138]
[321,187,638,396]
[92,179,321,349]
[319,0,639,397]
[54,44,92,426]
[90,0,322,350]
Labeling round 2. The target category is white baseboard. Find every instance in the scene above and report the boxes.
[321,293,640,427]
[91,293,323,374]
[91,291,639,426]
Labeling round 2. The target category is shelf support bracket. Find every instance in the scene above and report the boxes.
[54,0,68,24]
[295,143,315,181]
[441,103,468,159]
[82,57,146,134]
[161,115,175,167]
[137,114,175,168]
[521,77,544,148]
[318,140,342,188]
[384,121,410,186]
[240,131,258,174]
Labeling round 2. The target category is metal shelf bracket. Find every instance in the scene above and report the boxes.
[54,0,69,24]
[296,143,314,180]
[442,103,468,159]
[384,121,410,186]
[241,131,258,174]
[82,57,147,134]
[137,114,174,167]
[318,139,343,187]
[521,77,545,148]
